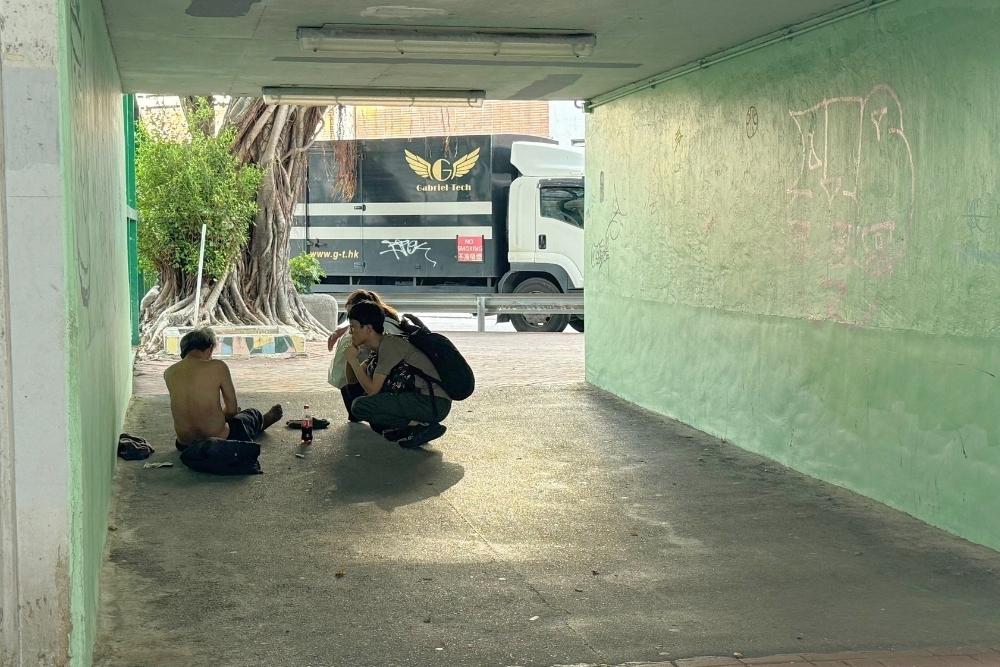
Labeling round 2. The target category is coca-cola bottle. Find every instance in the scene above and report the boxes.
[301,405,313,444]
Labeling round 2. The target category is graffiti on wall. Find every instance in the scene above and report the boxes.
[956,196,1000,267]
[591,189,626,271]
[786,84,915,323]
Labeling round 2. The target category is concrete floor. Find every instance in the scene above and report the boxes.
[96,337,1000,667]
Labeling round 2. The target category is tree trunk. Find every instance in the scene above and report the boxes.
[137,97,331,356]
[180,95,217,136]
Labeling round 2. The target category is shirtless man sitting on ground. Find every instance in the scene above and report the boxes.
[164,327,282,450]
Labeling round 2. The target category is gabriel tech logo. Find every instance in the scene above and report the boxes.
[404,147,479,192]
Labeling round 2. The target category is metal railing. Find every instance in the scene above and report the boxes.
[336,293,584,332]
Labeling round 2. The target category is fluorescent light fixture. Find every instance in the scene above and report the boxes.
[297,25,596,59]
[261,86,485,108]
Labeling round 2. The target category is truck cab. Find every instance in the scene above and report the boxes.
[501,142,585,331]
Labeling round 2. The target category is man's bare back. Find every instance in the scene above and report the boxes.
[164,356,236,445]
[166,328,284,447]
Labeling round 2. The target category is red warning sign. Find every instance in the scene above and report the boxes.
[457,235,484,262]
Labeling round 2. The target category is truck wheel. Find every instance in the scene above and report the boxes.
[569,318,584,333]
[510,278,568,333]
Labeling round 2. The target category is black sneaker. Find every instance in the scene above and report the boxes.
[381,426,416,442]
[398,423,447,449]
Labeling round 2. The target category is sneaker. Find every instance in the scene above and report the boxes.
[398,423,447,449]
[382,426,417,442]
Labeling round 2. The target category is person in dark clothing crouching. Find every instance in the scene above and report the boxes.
[345,301,451,448]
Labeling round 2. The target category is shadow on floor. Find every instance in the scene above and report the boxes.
[329,423,466,511]
[96,385,1000,667]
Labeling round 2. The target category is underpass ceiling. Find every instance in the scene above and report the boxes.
[104,0,861,100]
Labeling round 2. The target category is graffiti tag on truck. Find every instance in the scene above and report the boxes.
[380,239,438,267]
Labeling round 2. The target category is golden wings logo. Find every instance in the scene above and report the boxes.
[404,147,480,182]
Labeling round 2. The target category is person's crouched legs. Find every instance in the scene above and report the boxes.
[352,392,452,447]
[340,383,366,422]
[351,393,413,430]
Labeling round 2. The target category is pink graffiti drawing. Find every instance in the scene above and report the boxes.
[859,221,899,277]
[786,85,915,324]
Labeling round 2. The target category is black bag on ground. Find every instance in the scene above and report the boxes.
[179,439,262,475]
[398,313,475,401]
[117,433,154,460]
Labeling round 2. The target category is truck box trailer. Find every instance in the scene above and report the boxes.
[290,133,584,332]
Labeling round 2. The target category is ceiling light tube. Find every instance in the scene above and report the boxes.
[261,86,486,108]
[297,25,596,59]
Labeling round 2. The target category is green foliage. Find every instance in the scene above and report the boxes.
[136,101,262,282]
[289,253,326,294]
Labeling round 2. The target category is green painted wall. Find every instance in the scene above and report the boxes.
[58,0,131,663]
[586,0,1000,548]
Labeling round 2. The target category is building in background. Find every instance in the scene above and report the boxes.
[320,100,584,146]
[135,95,229,140]
[136,96,585,145]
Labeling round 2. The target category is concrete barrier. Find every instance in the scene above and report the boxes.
[164,325,305,357]
[299,293,340,331]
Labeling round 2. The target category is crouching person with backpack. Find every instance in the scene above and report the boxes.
[345,301,452,448]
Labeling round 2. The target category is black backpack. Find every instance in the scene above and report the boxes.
[398,314,475,401]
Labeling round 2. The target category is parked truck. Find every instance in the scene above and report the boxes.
[290,134,584,332]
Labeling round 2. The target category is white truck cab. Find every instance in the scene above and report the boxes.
[500,141,585,331]
[506,142,585,289]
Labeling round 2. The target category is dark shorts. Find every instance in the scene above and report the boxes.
[176,408,264,451]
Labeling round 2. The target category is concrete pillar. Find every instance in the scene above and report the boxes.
[0,39,22,666]
[0,0,74,664]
